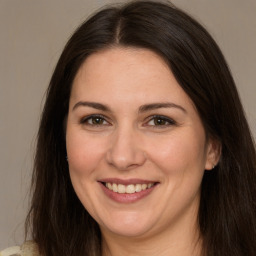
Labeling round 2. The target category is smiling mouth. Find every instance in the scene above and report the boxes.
[103,182,157,194]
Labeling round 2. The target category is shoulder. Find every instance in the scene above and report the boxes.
[0,241,39,256]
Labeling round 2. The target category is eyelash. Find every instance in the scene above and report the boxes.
[80,114,176,128]
[146,115,176,128]
[80,114,110,126]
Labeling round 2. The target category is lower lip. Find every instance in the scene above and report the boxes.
[99,183,157,203]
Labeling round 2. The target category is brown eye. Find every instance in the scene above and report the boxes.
[153,118,168,125]
[81,115,109,126]
[147,115,176,127]
[91,116,104,125]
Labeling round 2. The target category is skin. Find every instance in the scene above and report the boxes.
[66,47,219,256]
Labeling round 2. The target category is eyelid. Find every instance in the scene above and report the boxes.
[80,114,111,125]
[79,114,176,128]
[145,115,177,127]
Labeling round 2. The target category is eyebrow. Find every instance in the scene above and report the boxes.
[72,101,111,112]
[72,101,186,113]
[138,102,187,113]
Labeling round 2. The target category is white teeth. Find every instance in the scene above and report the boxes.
[112,183,118,192]
[147,183,153,188]
[106,183,112,190]
[141,184,147,190]
[117,184,126,193]
[135,184,142,192]
[126,184,135,194]
[105,182,155,194]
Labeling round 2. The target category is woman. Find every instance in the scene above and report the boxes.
[1,1,255,255]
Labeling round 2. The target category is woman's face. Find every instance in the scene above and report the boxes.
[66,47,216,239]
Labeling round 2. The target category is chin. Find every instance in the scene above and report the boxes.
[98,212,156,238]
[102,224,153,238]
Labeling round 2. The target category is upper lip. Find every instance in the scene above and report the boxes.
[99,178,158,185]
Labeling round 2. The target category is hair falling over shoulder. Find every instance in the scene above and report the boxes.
[25,1,256,255]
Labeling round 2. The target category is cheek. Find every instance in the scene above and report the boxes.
[146,130,207,177]
[66,130,106,177]
[66,131,108,215]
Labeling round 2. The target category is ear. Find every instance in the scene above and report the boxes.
[205,138,222,170]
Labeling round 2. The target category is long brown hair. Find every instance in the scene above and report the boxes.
[26,1,256,255]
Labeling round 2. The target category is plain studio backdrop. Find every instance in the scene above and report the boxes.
[0,0,255,249]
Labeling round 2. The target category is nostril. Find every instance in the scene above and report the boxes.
[105,134,147,170]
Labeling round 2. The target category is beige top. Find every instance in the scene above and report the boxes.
[0,241,39,256]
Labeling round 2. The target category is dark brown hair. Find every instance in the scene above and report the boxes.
[26,1,256,255]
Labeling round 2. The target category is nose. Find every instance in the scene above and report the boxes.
[106,126,146,171]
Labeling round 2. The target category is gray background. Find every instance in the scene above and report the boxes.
[0,0,255,249]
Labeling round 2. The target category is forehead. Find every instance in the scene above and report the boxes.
[70,47,194,111]
[73,47,171,84]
